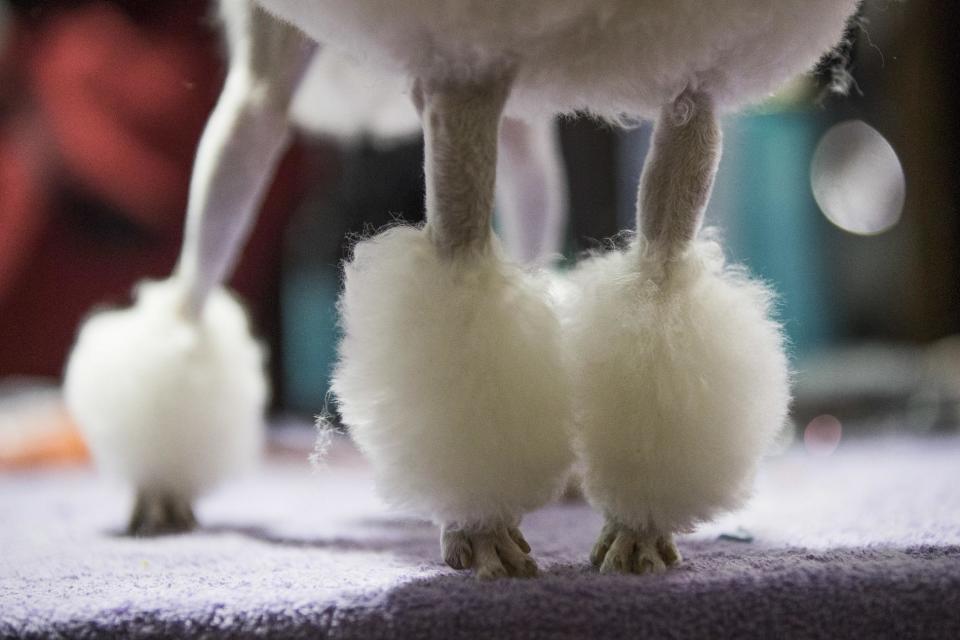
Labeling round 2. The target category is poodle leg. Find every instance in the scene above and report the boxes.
[570,89,788,571]
[422,73,546,578]
[140,4,313,517]
[336,71,573,578]
[128,491,197,536]
[65,4,309,533]
[589,91,721,571]
[495,117,568,264]
[176,2,317,317]
[568,90,732,571]
[442,523,538,580]
[590,520,677,575]
[420,72,514,254]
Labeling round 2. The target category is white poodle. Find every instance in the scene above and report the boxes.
[63,0,859,577]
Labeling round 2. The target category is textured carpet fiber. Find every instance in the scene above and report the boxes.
[2,435,959,639]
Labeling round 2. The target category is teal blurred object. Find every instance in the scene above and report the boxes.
[707,111,836,359]
[282,207,523,414]
[279,141,426,414]
[281,264,340,414]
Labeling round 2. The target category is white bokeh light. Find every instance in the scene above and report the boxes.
[811,120,906,236]
[804,414,843,457]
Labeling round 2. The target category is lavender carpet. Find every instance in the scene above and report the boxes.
[2,435,959,639]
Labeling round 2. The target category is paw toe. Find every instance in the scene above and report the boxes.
[497,540,538,578]
[444,525,538,579]
[442,529,473,570]
[656,535,683,566]
[634,547,667,574]
[590,522,619,567]
[593,525,678,575]
[507,526,531,554]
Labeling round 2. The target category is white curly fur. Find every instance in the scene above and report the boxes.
[332,226,574,528]
[63,279,267,500]
[258,0,860,119]
[562,236,791,534]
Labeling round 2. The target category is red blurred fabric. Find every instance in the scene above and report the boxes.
[0,2,309,380]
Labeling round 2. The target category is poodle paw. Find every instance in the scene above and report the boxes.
[441,523,538,580]
[128,491,197,536]
[591,521,679,574]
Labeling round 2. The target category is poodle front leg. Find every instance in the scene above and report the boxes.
[177,2,317,316]
[334,72,573,579]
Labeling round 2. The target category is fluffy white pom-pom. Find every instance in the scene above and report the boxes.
[564,237,790,533]
[332,226,574,528]
[63,279,267,499]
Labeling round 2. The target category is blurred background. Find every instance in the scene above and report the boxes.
[1,0,957,467]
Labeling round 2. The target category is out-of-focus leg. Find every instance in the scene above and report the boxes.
[64,2,315,537]
[495,117,568,265]
[176,1,318,317]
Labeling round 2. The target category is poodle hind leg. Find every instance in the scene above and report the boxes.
[177,2,317,315]
[65,5,310,535]
[495,117,567,265]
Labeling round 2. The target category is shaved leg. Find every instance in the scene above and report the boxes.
[176,2,317,318]
[419,71,514,256]
[637,89,721,266]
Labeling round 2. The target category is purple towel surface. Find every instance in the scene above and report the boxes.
[1,435,959,639]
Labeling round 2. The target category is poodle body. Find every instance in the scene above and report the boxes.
[256,0,852,576]
[258,0,858,118]
[64,0,859,576]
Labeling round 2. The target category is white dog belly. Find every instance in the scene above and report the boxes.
[257,0,858,118]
